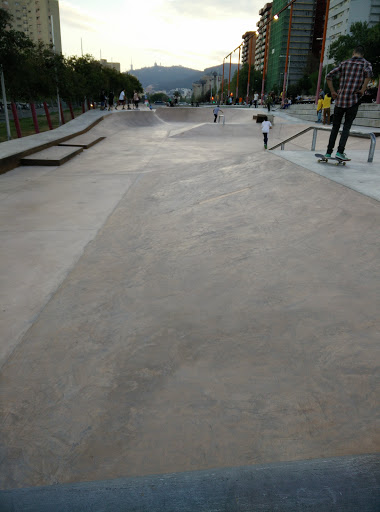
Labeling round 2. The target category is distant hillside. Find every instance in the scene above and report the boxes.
[130,64,239,91]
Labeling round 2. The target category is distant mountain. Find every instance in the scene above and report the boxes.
[130,63,239,92]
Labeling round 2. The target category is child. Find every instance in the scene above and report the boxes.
[261,116,272,149]
[323,92,331,125]
[316,94,323,123]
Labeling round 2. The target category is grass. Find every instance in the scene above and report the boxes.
[0,108,84,143]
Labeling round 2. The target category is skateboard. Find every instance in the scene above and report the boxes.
[315,154,350,166]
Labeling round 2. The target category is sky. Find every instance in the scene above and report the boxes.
[59,0,261,72]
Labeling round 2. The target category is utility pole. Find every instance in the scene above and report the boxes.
[51,15,61,126]
[1,68,11,140]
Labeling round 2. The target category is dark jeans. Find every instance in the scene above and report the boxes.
[263,133,268,145]
[327,103,359,154]
[214,114,217,122]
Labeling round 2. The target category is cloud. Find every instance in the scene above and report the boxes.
[164,0,260,19]
[59,1,101,32]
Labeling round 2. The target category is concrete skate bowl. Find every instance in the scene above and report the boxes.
[155,106,256,125]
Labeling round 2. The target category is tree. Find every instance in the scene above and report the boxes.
[229,64,263,100]
[329,21,380,78]
[148,92,169,103]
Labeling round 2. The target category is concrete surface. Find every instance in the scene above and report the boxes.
[0,108,379,491]
[1,455,379,512]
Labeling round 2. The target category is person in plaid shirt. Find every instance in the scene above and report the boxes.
[325,45,373,160]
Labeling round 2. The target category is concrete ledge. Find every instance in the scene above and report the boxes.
[0,455,379,512]
[0,111,106,174]
[20,146,83,166]
[253,113,274,124]
[58,135,106,149]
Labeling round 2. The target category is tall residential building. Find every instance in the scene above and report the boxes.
[265,0,326,93]
[241,31,257,67]
[1,0,62,53]
[323,0,380,65]
[255,3,273,73]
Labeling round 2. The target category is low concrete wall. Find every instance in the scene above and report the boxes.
[0,455,379,512]
[285,103,380,128]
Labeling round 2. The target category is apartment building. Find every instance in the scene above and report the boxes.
[241,31,257,67]
[324,0,380,65]
[255,3,273,73]
[192,73,223,100]
[265,0,326,92]
[1,0,62,53]
[100,59,121,73]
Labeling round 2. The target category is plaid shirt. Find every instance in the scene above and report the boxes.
[326,56,373,108]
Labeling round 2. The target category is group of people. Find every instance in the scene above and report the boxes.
[100,90,141,111]
[316,91,332,125]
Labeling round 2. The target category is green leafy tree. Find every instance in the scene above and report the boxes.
[329,21,380,77]
[148,92,169,103]
[229,64,263,100]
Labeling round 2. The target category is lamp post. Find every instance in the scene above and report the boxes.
[228,54,232,99]
[236,45,241,101]
[221,59,225,104]
[281,3,293,106]
[315,0,331,104]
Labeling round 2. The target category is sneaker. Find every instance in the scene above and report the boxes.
[336,152,350,161]
[324,153,332,158]
[264,144,267,149]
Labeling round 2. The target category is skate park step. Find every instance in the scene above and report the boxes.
[58,135,106,149]
[20,146,83,166]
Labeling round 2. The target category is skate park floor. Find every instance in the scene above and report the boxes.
[0,107,379,491]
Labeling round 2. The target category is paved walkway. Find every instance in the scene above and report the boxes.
[0,108,379,490]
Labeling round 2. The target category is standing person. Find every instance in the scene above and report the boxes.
[316,94,323,123]
[133,91,140,109]
[322,92,331,125]
[266,94,272,112]
[325,45,372,160]
[100,90,106,110]
[108,91,115,111]
[213,105,223,122]
[261,115,272,149]
[254,92,259,108]
[115,89,126,110]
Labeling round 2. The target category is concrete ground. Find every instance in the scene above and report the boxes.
[0,107,379,490]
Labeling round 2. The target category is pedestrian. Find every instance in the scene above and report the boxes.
[115,89,126,110]
[322,92,331,125]
[254,92,258,108]
[213,105,223,122]
[133,91,140,109]
[100,90,106,110]
[325,45,372,160]
[316,94,323,123]
[266,94,272,112]
[261,115,272,149]
[108,91,115,111]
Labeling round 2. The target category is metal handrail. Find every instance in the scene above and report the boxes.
[269,126,377,163]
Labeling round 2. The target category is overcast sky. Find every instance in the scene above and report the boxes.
[59,0,261,72]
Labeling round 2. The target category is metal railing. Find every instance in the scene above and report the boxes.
[269,126,377,163]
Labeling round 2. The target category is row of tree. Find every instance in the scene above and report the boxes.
[0,8,143,106]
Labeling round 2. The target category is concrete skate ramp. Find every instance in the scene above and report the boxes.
[155,106,256,124]
[102,110,166,128]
